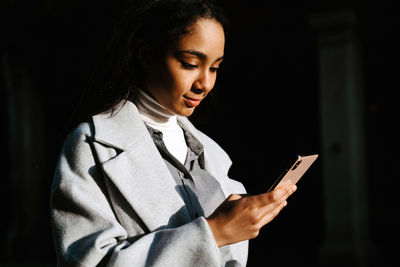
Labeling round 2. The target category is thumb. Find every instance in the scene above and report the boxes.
[227,194,243,201]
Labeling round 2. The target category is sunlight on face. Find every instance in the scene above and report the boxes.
[144,18,225,117]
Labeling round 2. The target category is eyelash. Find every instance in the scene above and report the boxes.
[210,67,218,73]
[180,61,219,73]
[180,61,197,70]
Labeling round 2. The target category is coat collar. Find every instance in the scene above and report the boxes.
[90,101,234,231]
[91,100,202,151]
[91,101,199,231]
[92,101,148,150]
[93,101,190,231]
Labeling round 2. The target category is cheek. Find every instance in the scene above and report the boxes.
[168,69,194,94]
[210,75,217,88]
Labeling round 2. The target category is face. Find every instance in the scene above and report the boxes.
[143,18,225,117]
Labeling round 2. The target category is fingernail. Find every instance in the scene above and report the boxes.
[284,200,288,207]
[291,185,297,192]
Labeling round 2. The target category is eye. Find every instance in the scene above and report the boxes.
[180,61,198,70]
[210,67,219,73]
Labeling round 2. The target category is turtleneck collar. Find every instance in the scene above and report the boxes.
[134,89,177,128]
[134,89,188,164]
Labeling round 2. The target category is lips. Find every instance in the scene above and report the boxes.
[183,95,202,107]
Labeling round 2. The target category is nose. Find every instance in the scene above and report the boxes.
[193,70,213,94]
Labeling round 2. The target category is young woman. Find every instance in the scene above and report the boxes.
[50,0,297,266]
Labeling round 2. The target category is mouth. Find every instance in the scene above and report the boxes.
[183,95,202,108]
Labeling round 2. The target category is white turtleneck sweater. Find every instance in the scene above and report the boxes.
[134,89,188,164]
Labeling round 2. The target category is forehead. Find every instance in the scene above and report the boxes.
[172,19,225,59]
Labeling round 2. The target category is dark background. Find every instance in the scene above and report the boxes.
[1,0,398,266]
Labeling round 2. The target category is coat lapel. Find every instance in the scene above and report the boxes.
[92,101,191,231]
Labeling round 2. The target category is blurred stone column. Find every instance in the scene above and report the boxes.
[309,9,372,267]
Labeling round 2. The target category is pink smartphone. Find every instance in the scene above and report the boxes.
[267,154,318,192]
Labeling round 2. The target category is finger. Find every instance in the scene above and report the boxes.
[275,184,297,194]
[259,199,288,227]
[250,186,294,218]
[273,184,297,200]
[257,184,295,205]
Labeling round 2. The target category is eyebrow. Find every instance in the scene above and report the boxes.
[179,50,224,62]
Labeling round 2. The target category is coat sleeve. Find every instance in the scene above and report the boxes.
[50,124,222,267]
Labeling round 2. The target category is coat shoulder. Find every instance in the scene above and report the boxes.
[178,117,232,167]
[196,129,232,164]
[178,117,237,184]
[52,122,95,187]
[62,122,95,163]
[179,118,247,195]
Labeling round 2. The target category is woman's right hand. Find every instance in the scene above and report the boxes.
[206,184,297,247]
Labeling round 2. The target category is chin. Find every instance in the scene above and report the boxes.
[177,108,195,117]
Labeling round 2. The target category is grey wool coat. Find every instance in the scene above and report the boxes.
[50,100,249,267]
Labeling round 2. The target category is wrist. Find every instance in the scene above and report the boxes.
[206,217,225,247]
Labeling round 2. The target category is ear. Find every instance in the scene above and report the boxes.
[136,40,152,68]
